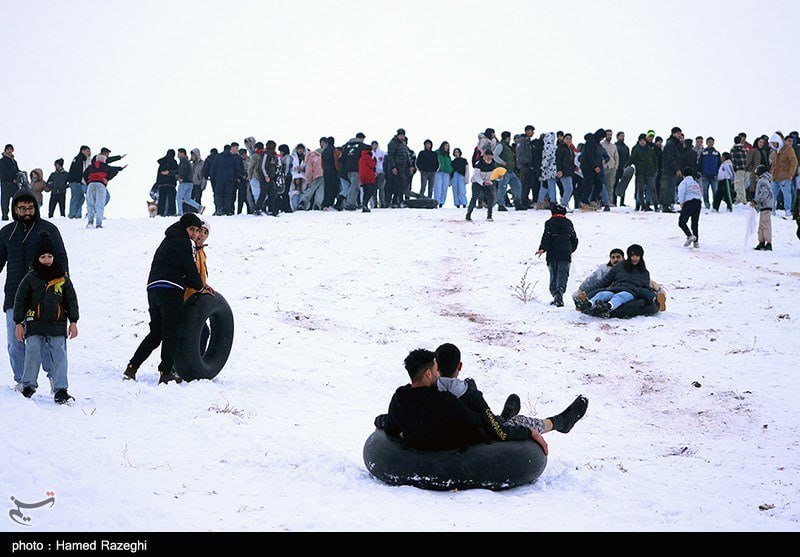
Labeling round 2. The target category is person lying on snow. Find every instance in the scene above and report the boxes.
[576,243,655,318]
[572,247,667,312]
[374,348,588,454]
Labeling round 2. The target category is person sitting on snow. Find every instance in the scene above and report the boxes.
[573,247,667,312]
[576,244,656,318]
[374,347,588,454]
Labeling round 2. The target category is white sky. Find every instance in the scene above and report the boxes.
[2,0,798,217]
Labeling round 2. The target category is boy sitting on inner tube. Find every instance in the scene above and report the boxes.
[374,348,588,455]
[434,343,588,455]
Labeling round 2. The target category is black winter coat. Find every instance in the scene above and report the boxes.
[66,152,87,183]
[556,143,576,176]
[415,149,439,173]
[13,267,79,337]
[0,190,69,311]
[382,384,488,451]
[538,215,579,263]
[0,154,20,183]
[342,139,370,174]
[595,261,652,299]
[662,136,683,174]
[156,155,178,186]
[146,222,203,292]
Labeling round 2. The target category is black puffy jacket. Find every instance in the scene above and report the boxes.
[146,221,203,292]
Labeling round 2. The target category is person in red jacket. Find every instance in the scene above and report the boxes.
[358,148,377,213]
[82,154,126,228]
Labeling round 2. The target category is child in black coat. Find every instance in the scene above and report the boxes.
[535,204,579,306]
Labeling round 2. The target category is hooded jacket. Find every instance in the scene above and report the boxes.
[156,151,178,186]
[342,138,369,174]
[596,261,652,298]
[146,221,204,292]
[13,262,79,337]
[538,214,579,263]
[0,189,69,311]
[540,133,558,181]
[769,134,799,181]
[190,149,205,186]
[29,169,46,206]
[387,135,410,170]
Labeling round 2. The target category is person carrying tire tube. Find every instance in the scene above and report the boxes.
[184,218,212,352]
[124,214,214,384]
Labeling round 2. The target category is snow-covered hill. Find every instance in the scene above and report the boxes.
[2,205,799,532]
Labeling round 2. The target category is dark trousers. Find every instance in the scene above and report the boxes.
[157,185,177,216]
[547,260,571,297]
[129,288,184,373]
[49,192,66,218]
[518,167,533,207]
[712,179,733,211]
[678,198,701,239]
[1,182,17,220]
[466,183,496,218]
[217,180,235,214]
[389,167,409,206]
[361,184,377,208]
[662,172,679,208]
[258,180,278,215]
[236,179,250,214]
[191,183,203,204]
[581,170,601,204]
[322,170,338,208]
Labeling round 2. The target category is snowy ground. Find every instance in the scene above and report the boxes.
[2,204,799,532]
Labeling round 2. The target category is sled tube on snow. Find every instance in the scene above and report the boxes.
[363,429,547,491]
[174,292,234,381]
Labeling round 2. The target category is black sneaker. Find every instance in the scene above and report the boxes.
[158,370,183,385]
[548,395,589,433]
[764,243,773,251]
[500,394,521,421]
[22,386,35,398]
[554,293,564,307]
[123,364,138,381]
[465,214,472,221]
[597,300,612,318]
[754,243,764,250]
[54,389,75,405]
[498,205,508,212]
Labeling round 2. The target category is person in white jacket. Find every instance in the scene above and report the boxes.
[677,167,703,248]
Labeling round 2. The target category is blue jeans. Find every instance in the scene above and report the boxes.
[537,178,558,205]
[249,178,261,206]
[177,182,202,215]
[22,335,68,391]
[338,177,350,198]
[590,291,634,310]
[699,176,718,208]
[772,179,793,214]
[86,182,107,226]
[452,173,467,206]
[6,309,25,383]
[433,171,450,206]
[559,176,574,207]
[68,182,84,218]
[498,171,522,207]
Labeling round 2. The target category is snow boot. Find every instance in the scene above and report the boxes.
[657,291,667,312]
[158,370,183,385]
[548,395,589,433]
[500,394,521,422]
[54,389,75,405]
[754,242,764,250]
[123,364,138,381]
[554,292,564,307]
[22,386,35,398]
[764,243,773,251]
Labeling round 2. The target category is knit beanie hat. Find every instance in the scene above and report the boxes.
[179,213,203,229]
[36,232,55,257]
[551,203,567,215]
